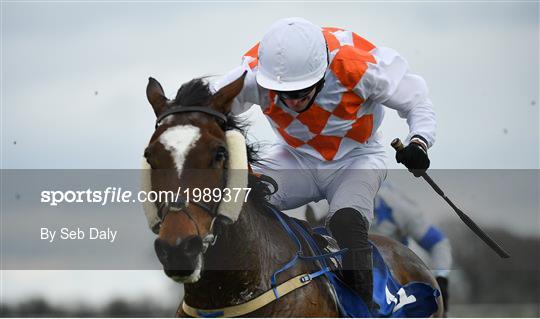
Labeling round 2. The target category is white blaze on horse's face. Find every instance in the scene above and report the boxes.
[159,125,201,178]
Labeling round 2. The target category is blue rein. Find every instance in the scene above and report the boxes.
[195,204,350,318]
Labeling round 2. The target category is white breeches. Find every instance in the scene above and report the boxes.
[252,143,387,224]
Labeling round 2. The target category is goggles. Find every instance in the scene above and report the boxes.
[275,85,316,100]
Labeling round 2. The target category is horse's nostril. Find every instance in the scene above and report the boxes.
[154,235,203,276]
[154,238,169,263]
[181,236,203,257]
[144,148,151,159]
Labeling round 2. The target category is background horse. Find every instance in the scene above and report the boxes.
[143,73,444,317]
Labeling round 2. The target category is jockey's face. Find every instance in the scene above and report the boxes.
[278,87,317,113]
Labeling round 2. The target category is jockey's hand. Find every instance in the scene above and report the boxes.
[436,276,449,316]
[395,135,430,177]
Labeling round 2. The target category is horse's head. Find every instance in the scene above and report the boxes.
[143,73,247,283]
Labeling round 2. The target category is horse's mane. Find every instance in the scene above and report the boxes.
[172,77,273,205]
[173,77,213,108]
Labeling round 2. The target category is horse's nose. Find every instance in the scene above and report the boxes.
[154,236,203,267]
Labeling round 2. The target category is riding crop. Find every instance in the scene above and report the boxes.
[391,138,510,259]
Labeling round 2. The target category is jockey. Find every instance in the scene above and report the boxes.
[373,182,452,314]
[211,17,435,310]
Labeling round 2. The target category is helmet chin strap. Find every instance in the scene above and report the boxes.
[293,45,329,113]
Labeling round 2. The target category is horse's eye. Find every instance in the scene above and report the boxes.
[144,147,158,167]
[214,146,228,164]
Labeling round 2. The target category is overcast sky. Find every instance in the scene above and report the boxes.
[1,1,538,169]
[1,0,539,308]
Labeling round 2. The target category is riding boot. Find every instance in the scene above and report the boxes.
[328,207,378,311]
[342,246,376,311]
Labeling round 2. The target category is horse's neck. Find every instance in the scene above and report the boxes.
[183,201,299,308]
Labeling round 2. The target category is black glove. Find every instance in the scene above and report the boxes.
[395,135,430,177]
[436,276,449,316]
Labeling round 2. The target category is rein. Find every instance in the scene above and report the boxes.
[182,204,348,318]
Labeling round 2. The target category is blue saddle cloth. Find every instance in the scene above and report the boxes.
[311,226,440,318]
[266,205,440,318]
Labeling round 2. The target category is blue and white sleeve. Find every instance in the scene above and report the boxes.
[417,226,452,278]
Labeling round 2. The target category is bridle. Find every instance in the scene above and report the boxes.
[152,105,232,252]
[154,192,222,252]
[155,105,227,129]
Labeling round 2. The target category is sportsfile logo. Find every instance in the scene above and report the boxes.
[41,187,134,206]
[40,187,251,207]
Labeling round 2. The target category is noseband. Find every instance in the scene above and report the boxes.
[153,105,230,252]
[156,199,221,252]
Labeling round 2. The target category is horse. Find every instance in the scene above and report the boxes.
[142,73,444,317]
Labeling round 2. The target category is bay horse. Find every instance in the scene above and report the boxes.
[142,73,444,317]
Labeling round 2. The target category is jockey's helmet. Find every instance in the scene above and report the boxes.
[256,17,328,92]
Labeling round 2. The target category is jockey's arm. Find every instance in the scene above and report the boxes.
[396,203,452,278]
[379,189,453,278]
[359,47,437,148]
[407,220,453,279]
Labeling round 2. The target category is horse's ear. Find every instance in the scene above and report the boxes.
[146,77,168,117]
[212,71,247,114]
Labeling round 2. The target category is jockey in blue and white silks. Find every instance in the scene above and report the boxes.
[372,181,452,314]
